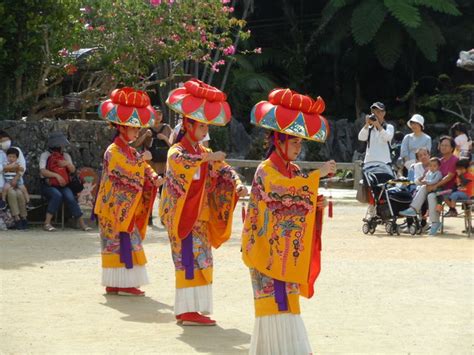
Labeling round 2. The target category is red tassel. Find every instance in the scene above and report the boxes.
[241,202,246,222]
[328,200,333,218]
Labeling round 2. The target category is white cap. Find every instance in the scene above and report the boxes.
[407,114,424,129]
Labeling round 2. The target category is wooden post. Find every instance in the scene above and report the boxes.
[353,160,362,190]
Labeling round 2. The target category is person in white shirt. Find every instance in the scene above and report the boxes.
[358,102,394,218]
[450,122,471,158]
[358,102,394,164]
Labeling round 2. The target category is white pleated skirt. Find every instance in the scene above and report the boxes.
[250,314,312,355]
[101,266,149,287]
[174,284,213,315]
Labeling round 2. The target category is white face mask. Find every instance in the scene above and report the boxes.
[1,140,11,151]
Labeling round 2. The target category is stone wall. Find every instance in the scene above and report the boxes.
[0,120,114,194]
[0,117,462,193]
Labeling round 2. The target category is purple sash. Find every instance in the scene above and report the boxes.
[274,279,288,311]
[182,233,194,280]
[119,232,133,269]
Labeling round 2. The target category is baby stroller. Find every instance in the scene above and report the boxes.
[361,162,413,235]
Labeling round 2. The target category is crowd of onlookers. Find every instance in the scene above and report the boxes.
[359,102,473,235]
[0,107,206,231]
[1,102,471,233]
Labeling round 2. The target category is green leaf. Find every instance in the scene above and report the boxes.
[351,0,387,45]
[384,0,421,28]
[423,14,445,46]
[374,20,403,69]
[411,0,461,16]
[406,19,438,61]
[330,0,353,9]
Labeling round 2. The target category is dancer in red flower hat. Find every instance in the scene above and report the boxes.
[242,88,336,354]
[160,79,248,325]
[95,87,163,296]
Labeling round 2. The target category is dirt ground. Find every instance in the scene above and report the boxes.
[1,200,473,354]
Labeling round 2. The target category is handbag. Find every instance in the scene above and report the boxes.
[68,173,84,195]
[356,179,369,203]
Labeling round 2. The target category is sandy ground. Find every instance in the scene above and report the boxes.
[1,198,473,354]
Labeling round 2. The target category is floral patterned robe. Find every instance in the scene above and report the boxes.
[159,138,241,288]
[95,137,157,268]
[242,152,324,316]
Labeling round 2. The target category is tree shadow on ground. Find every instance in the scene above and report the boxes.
[176,324,250,354]
[101,295,175,324]
[0,226,170,270]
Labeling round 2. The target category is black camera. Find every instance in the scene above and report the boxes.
[368,113,377,122]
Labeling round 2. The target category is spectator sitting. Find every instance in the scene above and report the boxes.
[445,158,473,217]
[418,157,443,187]
[39,131,91,232]
[400,136,458,235]
[450,122,471,159]
[408,147,431,184]
[2,148,30,206]
[0,130,27,209]
[400,114,432,171]
[2,148,29,229]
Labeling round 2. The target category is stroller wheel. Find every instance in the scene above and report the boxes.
[395,224,400,236]
[369,225,376,234]
[409,225,417,236]
[386,222,393,235]
[362,223,370,234]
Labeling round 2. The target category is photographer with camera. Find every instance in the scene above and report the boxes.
[357,102,394,218]
[358,102,394,163]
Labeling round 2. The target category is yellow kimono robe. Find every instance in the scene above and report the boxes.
[159,140,241,289]
[95,137,157,269]
[242,153,324,316]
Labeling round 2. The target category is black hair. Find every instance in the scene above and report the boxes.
[6,147,19,157]
[455,158,470,170]
[439,135,456,150]
[450,122,470,140]
[0,130,11,139]
[429,157,441,166]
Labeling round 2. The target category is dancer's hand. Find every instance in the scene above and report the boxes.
[154,176,164,187]
[236,184,248,198]
[142,151,152,161]
[204,151,226,162]
[319,160,336,178]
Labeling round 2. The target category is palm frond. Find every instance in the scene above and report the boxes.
[411,0,461,16]
[384,0,421,28]
[351,0,387,45]
[406,18,438,61]
[374,21,403,69]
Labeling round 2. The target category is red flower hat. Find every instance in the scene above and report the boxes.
[251,88,329,142]
[99,87,157,127]
[166,79,231,126]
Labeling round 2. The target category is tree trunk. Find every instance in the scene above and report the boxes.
[355,75,362,120]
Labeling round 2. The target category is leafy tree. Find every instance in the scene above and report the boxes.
[0,0,249,120]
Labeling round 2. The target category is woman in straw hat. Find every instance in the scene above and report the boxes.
[160,79,247,325]
[95,87,163,296]
[242,88,336,354]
